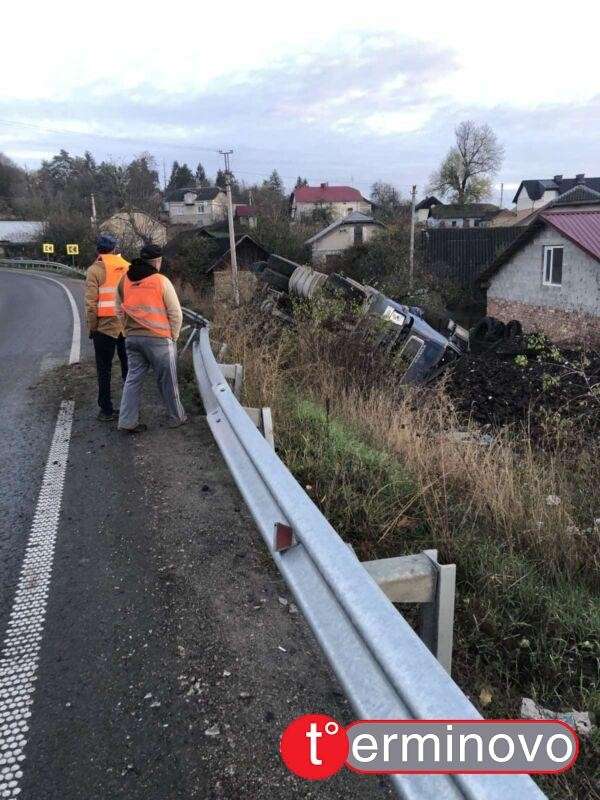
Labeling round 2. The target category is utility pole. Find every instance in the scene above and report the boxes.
[409,184,417,293]
[90,193,98,230]
[499,182,504,208]
[219,149,240,306]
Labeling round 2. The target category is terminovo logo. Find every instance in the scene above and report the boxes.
[279,714,579,780]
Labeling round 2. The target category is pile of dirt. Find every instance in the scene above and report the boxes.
[446,344,600,439]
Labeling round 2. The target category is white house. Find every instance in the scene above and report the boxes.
[414,196,443,224]
[291,183,372,221]
[305,212,384,266]
[163,186,228,226]
[512,174,600,212]
[479,202,600,341]
[0,220,43,257]
[425,203,500,228]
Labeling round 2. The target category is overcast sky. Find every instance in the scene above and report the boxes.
[2,0,599,206]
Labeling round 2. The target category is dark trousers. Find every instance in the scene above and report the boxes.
[93,331,128,414]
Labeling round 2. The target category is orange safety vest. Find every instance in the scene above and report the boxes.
[97,254,130,317]
[121,273,172,337]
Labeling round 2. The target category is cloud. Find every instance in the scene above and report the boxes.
[0,29,599,204]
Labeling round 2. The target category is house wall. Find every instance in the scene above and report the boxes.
[311,223,380,263]
[166,195,228,225]
[515,188,557,212]
[415,208,430,224]
[487,226,600,339]
[427,217,481,228]
[293,199,371,220]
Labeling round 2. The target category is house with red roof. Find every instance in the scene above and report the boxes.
[234,204,258,229]
[290,183,372,221]
[480,188,600,340]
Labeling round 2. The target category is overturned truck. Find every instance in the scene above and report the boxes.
[255,255,471,384]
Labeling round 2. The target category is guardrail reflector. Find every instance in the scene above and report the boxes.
[274,523,296,552]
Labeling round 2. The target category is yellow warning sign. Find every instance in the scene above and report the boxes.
[66,244,79,256]
[42,243,55,254]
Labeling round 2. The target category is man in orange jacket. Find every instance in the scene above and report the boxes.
[85,234,130,421]
[116,243,187,433]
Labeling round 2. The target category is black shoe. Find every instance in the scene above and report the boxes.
[120,423,148,434]
[97,410,118,422]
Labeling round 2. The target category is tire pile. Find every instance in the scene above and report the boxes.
[446,344,600,439]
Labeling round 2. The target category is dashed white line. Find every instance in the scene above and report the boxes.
[0,400,75,798]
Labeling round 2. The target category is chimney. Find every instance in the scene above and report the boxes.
[320,182,328,189]
[553,175,563,183]
[576,173,586,184]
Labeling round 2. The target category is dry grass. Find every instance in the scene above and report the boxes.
[212,301,599,588]
[206,299,600,798]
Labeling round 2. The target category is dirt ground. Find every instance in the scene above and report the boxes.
[53,359,393,799]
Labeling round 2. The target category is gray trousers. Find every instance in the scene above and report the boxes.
[118,336,187,429]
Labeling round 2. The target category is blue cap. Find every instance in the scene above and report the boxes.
[96,233,117,254]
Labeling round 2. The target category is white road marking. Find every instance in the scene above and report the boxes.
[0,401,75,798]
[2,270,81,364]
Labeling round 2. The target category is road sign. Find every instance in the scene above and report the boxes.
[42,243,55,254]
[66,244,79,256]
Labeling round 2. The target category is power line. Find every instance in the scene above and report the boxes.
[0,116,385,184]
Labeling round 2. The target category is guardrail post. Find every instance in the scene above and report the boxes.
[361,549,456,675]
[419,549,456,675]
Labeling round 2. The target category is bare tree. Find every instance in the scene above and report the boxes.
[428,121,504,204]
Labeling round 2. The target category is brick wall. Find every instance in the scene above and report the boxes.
[488,297,600,343]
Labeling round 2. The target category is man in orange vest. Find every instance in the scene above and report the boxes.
[116,243,187,433]
[85,234,130,421]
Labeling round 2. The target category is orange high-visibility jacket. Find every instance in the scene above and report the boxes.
[121,273,172,337]
[97,254,130,317]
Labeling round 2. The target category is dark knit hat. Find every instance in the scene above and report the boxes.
[96,233,117,254]
[140,243,163,260]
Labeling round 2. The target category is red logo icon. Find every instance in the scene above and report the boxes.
[280,714,348,780]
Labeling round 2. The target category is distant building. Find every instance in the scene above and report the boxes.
[290,183,372,221]
[305,212,384,266]
[480,201,600,341]
[423,202,500,228]
[512,174,600,212]
[163,187,228,226]
[414,196,443,224]
[0,220,43,257]
[100,210,167,252]
[234,204,258,229]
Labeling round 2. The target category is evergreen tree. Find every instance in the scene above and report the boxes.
[125,153,160,212]
[167,161,180,191]
[215,169,228,190]
[263,169,284,196]
[167,161,195,192]
[195,162,210,187]
[295,176,308,188]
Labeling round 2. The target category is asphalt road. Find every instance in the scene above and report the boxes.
[0,269,392,799]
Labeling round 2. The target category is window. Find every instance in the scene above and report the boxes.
[543,246,563,286]
[354,225,364,245]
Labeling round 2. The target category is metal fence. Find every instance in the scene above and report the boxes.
[184,310,547,800]
[0,258,85,278]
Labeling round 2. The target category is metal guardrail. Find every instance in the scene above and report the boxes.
[185,311,546,800]
[0,258,85,278]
